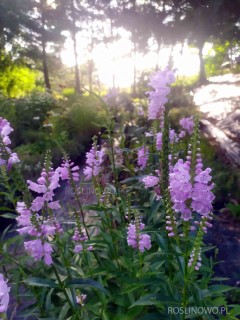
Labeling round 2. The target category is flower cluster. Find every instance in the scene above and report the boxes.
[16,166,63,265]
[0,274,10,313]
[147,68,175,120]
[169,153,215,222]
[137,146,149,170]
[169,159,192,221]
[72,227,93,253]
[27,168,61,212]
[76,292,87,306]
[0,117,20,169]
[179,116,194,138]
[188,248,202,271]
[156,129,178,151]
[83,143,105,180]
[24,240,53,265]
[142,175,159,189]
[192,154,214,215]
[127,216,151,253]
[56,158,79,182]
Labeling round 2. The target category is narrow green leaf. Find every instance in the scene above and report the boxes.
[24,277,58,288]
[1,213,17,219]
[65,278,108,294]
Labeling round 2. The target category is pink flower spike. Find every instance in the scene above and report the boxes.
[0,274,10,313]
[137,146,149,170]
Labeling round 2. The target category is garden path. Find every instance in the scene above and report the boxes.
[194,73,240,167]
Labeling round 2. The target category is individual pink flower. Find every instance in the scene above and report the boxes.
[43,242,53,265]
[74,244,83,253]
[0,274,10,313]
[27,181,48,193]
[137,146,148,170]
[142,176,159,189]
[179,116,194,135]
[76,293,87,306]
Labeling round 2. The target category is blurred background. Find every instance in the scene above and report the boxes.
[0,0,240,284]
[0,1,239,187]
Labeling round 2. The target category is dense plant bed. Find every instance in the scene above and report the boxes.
[0,69,239,320]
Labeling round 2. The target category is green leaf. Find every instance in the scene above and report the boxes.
[130,294,180,307]
[211,277,230,281]
[139,313,168,320]
[24,277,58,288]
[82,204,103,211]
[65,278,108,294]
[208,285,235,294]
[58,303,70,320]
[0,207,15,211]
[1,213,17,219]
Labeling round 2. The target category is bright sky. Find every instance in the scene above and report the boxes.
[61,29,212,88]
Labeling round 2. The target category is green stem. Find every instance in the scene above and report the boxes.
[71,178,90,240]
[103,207,121,270]
[108,130,125,223]
[52,264,81,320]
[182,223,189,320]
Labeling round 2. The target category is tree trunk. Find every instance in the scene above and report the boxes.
[132,38,137,96]
[40,1,51,91]
[110,19,116,89]
[155,40,160,70]
[198,40,206,83]
[72,30,81,94]
[71,0,81,94]
[42,40,51,91]
[88,59,93,91]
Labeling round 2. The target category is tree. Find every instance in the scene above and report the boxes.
[56,0,95,94]
[175,0,240,83]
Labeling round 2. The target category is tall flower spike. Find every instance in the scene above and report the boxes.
[0,274,10,313]
[57,158,80,182]
[179,116,194,136]
[127,210,151,253]
[0,117,20,169]
[147,68,175,120]
[83,142,105,181]
[137,146,149,170]
[169,159,192,221]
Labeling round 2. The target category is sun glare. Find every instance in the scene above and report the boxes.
[60,31,201,88]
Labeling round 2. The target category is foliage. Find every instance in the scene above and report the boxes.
[0,71,239,319]
[225,202,240,219]
[50,94,104,162]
